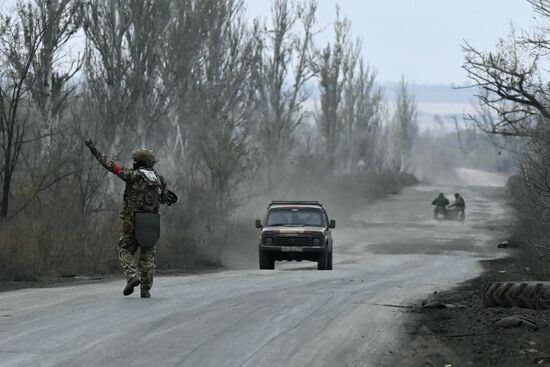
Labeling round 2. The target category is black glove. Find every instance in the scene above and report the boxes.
[166,190,178,206]
[84,138,98,154]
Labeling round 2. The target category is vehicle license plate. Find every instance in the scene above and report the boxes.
[281,246,303,252]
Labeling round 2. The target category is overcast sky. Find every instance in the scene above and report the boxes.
[246,0,536,85]
[0,0,537,85]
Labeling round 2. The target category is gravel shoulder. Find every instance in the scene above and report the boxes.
[385,237,550,367]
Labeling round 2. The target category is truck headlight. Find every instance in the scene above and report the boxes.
[264,237,273,245]
[312,238,321,246]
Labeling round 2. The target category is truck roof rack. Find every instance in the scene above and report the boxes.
[268,201,323,208]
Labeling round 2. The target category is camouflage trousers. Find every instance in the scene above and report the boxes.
[119,211,156,290]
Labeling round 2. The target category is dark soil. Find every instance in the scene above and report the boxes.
[385,247,550,367]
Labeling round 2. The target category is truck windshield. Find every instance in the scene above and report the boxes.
[266,208,325,227]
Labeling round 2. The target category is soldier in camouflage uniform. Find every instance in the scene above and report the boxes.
[85,139,177,298]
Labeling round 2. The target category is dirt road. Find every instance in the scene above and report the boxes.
[0,178,509,367]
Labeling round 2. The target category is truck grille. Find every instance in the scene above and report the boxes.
[273,237,311,246]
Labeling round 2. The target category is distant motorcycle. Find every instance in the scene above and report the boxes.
[434,206,465,222]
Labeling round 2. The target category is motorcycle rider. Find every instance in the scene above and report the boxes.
[431,193,449,219]
[448,193,466,221]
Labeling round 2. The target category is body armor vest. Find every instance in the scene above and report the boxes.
[124,169,163,212]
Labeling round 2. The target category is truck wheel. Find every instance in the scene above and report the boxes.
[482,281,550,309]
[327,250,333,270]
[317,250,329,270]
[259,250,274,270]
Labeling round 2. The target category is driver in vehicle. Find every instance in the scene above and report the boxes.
[268,212,288,226]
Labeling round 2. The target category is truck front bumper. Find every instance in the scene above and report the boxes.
[260,245,325,253]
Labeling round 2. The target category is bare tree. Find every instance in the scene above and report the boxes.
[0,4,49,217]
[21,0,82,158]
[81,0,172,155]
[462,2,550,138]
[388,77,418,172]
[340,58,384,173]
[185,0,257,225]
[1,0,85,222]
[516,129,550,213]
[463,0,550,267]
[313,7,359,171]
[252,0,316,183]
[462,2,550,168]
[161,0,212,163]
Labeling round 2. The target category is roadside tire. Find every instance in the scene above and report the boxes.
[259,250,274,270]
[482,281,550,309]
[317,250,329,270]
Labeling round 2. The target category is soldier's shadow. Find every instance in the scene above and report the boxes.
[123,297,170,302]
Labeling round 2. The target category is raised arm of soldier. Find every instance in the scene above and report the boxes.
[84,138,178,205]
[84,138,134,181]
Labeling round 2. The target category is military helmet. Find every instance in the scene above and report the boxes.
[132,149,156,168]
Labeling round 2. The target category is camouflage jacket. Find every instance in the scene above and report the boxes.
[91,149,168,213]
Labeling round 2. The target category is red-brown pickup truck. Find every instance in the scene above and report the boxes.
[255,201,335,270]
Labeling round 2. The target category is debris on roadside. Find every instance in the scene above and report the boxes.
[387,248,550,367]
[421,300,447,309]
[495,316,537,330]
[482,281,550,310]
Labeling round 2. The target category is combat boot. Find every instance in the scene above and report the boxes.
[141,289,151,298]
[123,276,140,296]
